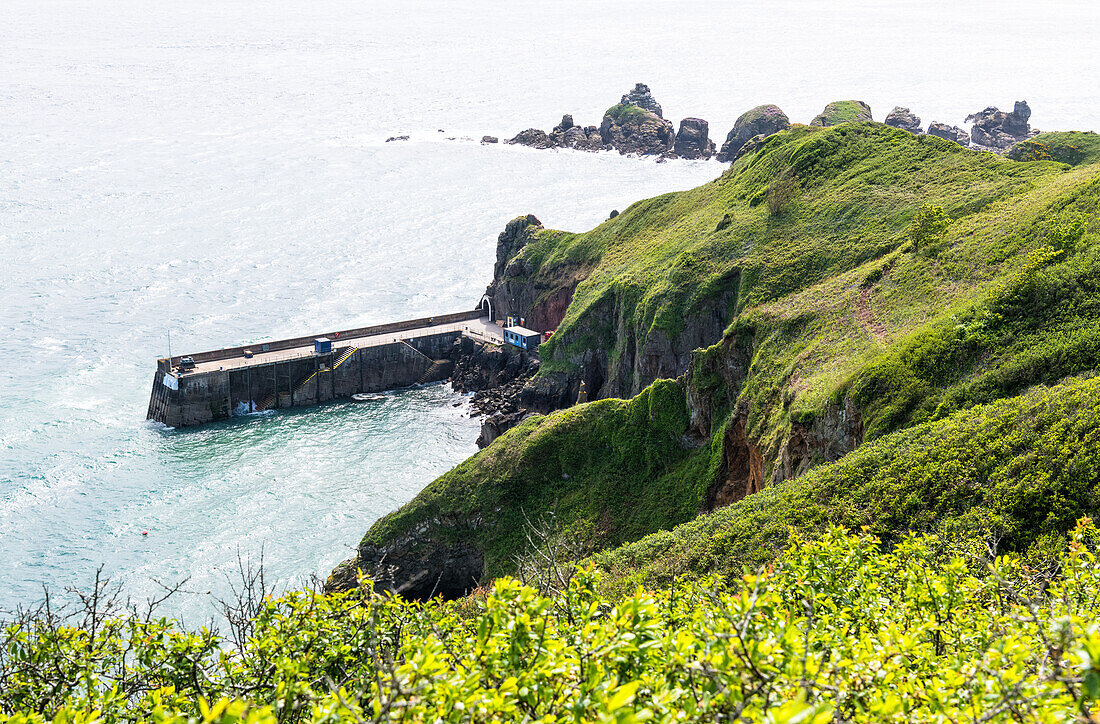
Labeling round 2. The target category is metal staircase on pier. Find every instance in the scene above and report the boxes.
[415,360,450,385]
[398,341,446,385]
[333,345,358,369]
[255,346,359,411]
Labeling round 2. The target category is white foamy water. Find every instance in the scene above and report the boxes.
[1,0,1097,620]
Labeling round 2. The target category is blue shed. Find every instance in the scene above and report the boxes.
[504,326,541,351]
[314,337,332,354]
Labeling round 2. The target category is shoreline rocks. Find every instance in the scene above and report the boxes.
[411,93,1050,161]
[673,117,716,159]
[885,107,922,134]
[601,101,676,156]
[448,335,540,448]
[927,122,971,147]
[504,83,686,158]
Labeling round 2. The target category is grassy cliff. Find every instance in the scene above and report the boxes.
[350,121,1100,594]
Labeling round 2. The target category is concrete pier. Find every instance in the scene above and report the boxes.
[147,310,504,428]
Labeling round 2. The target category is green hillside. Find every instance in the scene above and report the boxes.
[352,122,1100,587]
[9,122,1100,724]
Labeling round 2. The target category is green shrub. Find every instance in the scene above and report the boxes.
[908,201,951,254]
[1011,131,1100,166]
[6,523,1100,722]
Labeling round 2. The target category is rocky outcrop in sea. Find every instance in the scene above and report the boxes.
[600,101,676,156]
[506,84,687,158]
[966,101,1036,150]
[673,118,716,159]
[506,114,604,152]
[620,82,664,117]
[497,89,1046,160]
[885,107,922,134]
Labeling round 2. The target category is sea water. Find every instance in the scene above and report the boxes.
[2,0,1097,622]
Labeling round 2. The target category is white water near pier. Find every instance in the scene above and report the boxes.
[1,0,1097,621]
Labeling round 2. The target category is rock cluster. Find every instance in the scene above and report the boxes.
[926,122,971,147]
[966,101,1036,150]
[505,83,712,159]
[600,102,676,156]
[715,104,790,162]
[506,128,552,149]
[506,114,604,151]
[449,335,540,448]
[885,107,922,134]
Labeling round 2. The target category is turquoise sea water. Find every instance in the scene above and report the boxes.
[2,0,1097,622]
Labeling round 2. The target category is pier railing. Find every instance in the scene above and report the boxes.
[157,309,484,372]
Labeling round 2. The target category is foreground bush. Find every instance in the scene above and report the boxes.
[4,522,1100,722]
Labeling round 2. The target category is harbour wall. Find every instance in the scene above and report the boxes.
[147,329,465,428]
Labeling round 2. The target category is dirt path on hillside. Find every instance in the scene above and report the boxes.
[856,286,888,341]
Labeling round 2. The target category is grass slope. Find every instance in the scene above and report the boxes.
[595,374,1100,593]
[1009,130,1100,165]
[528,123,1100,447]
[362,379,706,577]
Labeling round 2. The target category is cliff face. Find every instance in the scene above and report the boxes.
[485,215,589,333]
[683,329,863,511]
[486,217,741,406]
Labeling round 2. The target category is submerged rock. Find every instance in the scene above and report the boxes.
[810,100,873,127]
[885,106,922,134]
[673,117,716,159]
[385,135,410,142]
[620,82,663,118]
[716,104,790,162]
[505,127,552,149]
[926,121,971,147]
